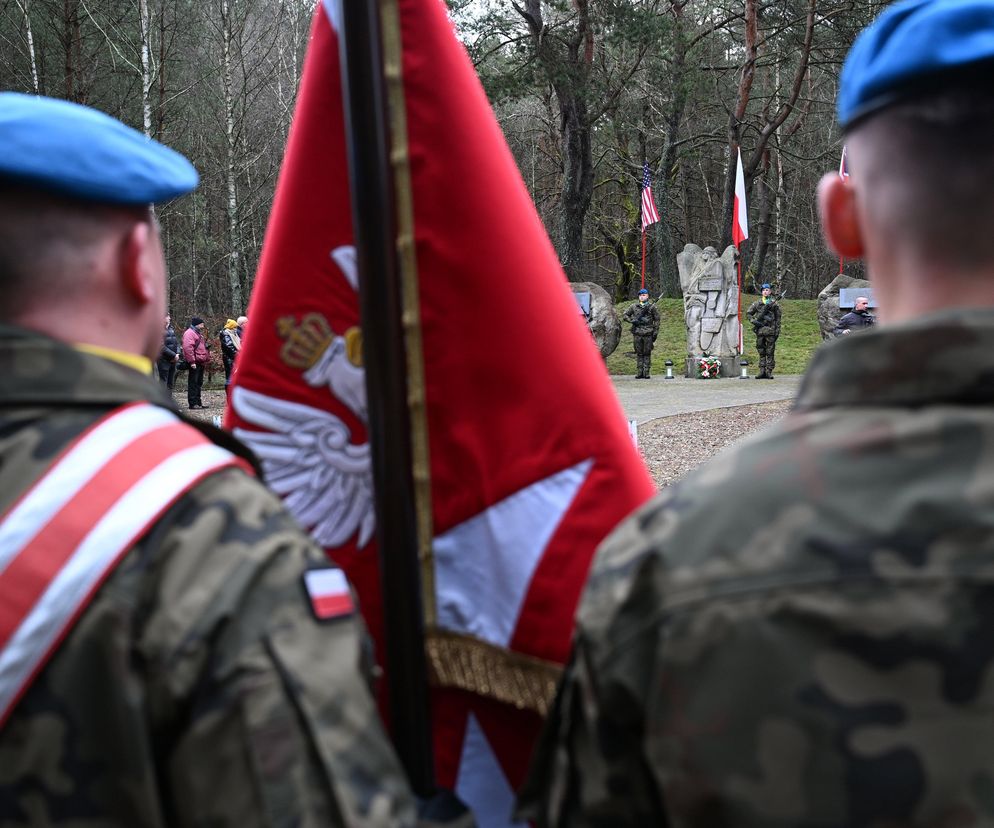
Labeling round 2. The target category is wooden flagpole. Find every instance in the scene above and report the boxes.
[640,230,647,290]
[337,0,435,796]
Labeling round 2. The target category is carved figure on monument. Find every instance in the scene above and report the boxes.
[676,244,740,362]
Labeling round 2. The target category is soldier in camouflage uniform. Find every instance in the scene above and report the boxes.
[519,2,994,825]
[0,94,418,827]
[746,283,782,378]
[623,288,660,378]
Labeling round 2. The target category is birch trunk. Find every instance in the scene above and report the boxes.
[139,0,153,137]
[221,0,242,312]
[15,0,40,93]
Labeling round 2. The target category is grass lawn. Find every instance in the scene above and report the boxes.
[605,295,823,377]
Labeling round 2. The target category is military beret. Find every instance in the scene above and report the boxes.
[839,0,994,129]
[0,92,198,204]
[638,288,649,295]
[761,283,772,289]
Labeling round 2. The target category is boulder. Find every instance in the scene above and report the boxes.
[571,282,621,358]
[817,274,871,340]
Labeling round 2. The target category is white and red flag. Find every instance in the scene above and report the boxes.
[225,0,655,823]
[733,147,749,247]
[732,146,749,351]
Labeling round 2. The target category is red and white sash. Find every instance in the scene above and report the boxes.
[0,402,250,727]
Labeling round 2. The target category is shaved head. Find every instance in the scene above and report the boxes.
[848,79,994,270]
[0,185,152,321]
[0,184,166,359]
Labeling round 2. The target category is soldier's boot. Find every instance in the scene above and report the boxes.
[757,353,769,378]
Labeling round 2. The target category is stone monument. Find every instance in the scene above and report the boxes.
[676,244,740,377]
[817,273,872,339]
[570,281,621,358]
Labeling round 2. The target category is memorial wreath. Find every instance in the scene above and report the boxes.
[697,355,721,379]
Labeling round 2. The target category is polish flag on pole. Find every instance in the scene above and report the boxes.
[225,0,656,823]
[838,145,849,274]
[733,147,749,247]
[733,147,749,352]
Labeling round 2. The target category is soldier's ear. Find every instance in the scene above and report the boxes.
[817,173,864,259]
[120,219,158,305]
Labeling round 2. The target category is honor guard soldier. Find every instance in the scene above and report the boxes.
[0,94,418,826]
[520,1,994,825]
[623,288,660,378]
[746,282,782,378]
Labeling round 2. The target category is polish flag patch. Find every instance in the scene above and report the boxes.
[303,567,355,620]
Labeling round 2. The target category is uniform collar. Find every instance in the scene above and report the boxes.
[0,325,173,408]
[73,342,152,375]
[795,307,994,411]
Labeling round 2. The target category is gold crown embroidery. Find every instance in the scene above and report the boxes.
[277,313,334,369]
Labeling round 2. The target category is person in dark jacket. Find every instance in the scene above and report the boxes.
[219,316,246,387]
[835,295,876,335]
[156,313,179,389]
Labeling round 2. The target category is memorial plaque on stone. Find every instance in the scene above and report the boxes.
[573,291,592,318]
[839,288,876,309]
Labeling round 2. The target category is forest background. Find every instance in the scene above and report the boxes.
[0,0,884,323]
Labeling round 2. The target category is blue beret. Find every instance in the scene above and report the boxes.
[638,288,649,295]
[0,93,198,204]
[761,283,771,289]
[839,0,994,129]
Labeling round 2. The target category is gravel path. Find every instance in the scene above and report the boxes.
[173,383,796,491]
[638,400,792,488]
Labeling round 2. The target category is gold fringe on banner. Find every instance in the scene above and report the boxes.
[426,629,563,716]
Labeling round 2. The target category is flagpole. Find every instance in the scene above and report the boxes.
[338,0,435,796]
[737,257,743,353]
[838,146,848,277]
[640,230,646,290]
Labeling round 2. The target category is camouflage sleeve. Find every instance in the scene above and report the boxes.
[516,642,667,827]
[623,304,635,323]
[139,468,417,828]
[517,511,673,827]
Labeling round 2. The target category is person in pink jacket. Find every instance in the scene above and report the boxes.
[182,317,209,409]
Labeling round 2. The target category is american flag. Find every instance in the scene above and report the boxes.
[839,145,850,182]
[641,162,660,231]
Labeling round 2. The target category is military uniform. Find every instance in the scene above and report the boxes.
[746,294,781,378]
[0,326,417,827]
[519,308,994,826]
[623,297,660,378]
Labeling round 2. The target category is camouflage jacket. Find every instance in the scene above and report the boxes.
[519,307,994,827]
[747,297,782,337]
[0,326,416,827]
[623,301,660,338]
